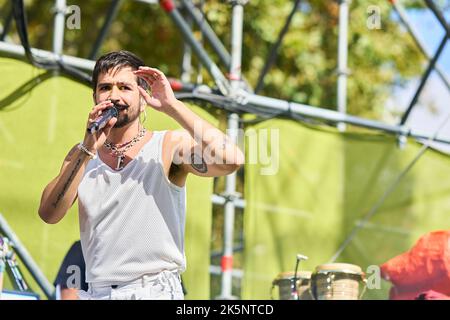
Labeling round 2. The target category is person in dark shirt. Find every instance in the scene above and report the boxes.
[53,241,87,300]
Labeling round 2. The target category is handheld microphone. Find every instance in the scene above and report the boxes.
[87,106,119,134]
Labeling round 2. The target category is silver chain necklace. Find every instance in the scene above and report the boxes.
[103,128,147,170]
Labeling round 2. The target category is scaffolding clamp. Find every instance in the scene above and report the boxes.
[220,191,242,204]
[228,0,249,6]
[336,67,351,77]
[397,126,410,149]
[50,3,68,16]
[229,87,250,106]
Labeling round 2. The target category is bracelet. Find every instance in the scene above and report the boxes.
[78,143,96,158]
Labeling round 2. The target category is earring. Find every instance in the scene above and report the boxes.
[140,109,147,124]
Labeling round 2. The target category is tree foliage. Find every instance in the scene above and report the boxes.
[1,0,436,119]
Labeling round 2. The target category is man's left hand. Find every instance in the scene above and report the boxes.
[134,66,177,113]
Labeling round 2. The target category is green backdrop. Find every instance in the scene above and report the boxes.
[2,56,450,300]
[243,119,450,299]
[0,57,214,299]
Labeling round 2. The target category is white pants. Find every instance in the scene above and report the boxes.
[78,270,184,300]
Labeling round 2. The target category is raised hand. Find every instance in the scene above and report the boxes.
[133,66,177,113]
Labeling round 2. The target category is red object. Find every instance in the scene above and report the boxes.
[415,290,450,300]
[221,256,233,271]
[380,230,450,300]
[160,0,175,12]
[226,73,240,81]
[168,78,183,91]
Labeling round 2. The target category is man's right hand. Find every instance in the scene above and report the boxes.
[38,100,118,224]
[82,100,118,153]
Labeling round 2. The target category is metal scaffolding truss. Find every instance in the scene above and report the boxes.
[0,0,449,299]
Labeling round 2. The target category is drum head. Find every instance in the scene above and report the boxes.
[312,263,365,300]
[314,263,362,275]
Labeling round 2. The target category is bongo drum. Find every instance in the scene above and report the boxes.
[271,271,313,300]
[311,263,366,300]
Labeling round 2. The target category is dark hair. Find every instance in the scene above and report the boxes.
[92,50,149,92]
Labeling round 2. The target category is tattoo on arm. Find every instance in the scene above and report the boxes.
[190,153,208,173]
[52,158,82,208]
[65,146,77,161]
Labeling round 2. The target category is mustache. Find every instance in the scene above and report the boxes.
[112,102,129,111]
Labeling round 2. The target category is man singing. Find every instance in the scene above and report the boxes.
[38,50,244,300]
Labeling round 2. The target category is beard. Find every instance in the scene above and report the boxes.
[113,103,140,128]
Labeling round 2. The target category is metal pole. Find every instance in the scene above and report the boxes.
[134,0,158,4]
[210,265,243,278]
[0,4,14,41]
[211,194,246,209]
[196,0,205,85]
[0,214,54,299]
[217,0,245,300]
[229,2,244,93]
[255,0,301,93]
[219,116,240,300]
[159,0,231,95]
[2,41,450,145]
[180,0,231,68]
[52,0,66,56]
[400,35,448,125]
[177,88,450,143]
[88,0,123,60]
[181,8,193,83]
[50,0,66,144]
[391,0,450,91]
[244,93,450,144]
[337,0,349,131]
[180,0,254,92]
[424,0,450,35]
[0,41,95,71]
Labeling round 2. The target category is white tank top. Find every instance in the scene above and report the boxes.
[77,130,186,285]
